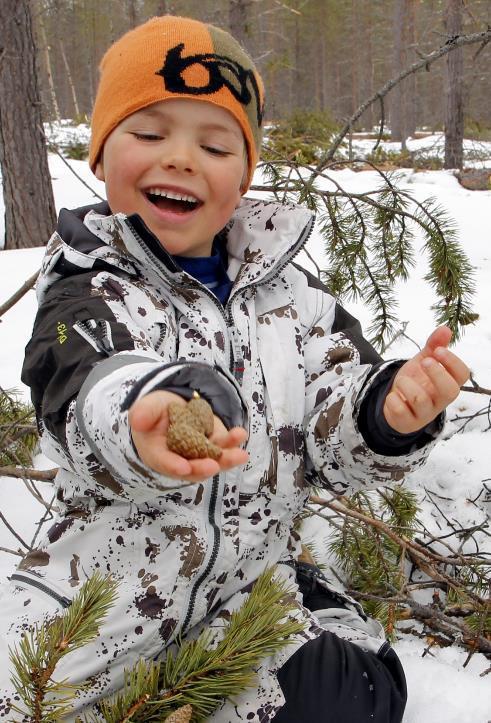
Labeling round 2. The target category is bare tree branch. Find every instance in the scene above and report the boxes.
[317,29,491,169]
[0,545,24,558]
[349,589,491,657]
[0,269,39,320]
[0,510,30,549]
[0,465,57,482]
[49,142,104,202]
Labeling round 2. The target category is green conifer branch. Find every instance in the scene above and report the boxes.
[9,573,118,722]
[95,568,305,722]
[327,488,421,636]
[253,160,476,348]
[0,387,38,467]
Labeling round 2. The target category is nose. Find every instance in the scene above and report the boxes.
[160,138,196,174]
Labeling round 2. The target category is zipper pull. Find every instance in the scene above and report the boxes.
[233,358,245,383]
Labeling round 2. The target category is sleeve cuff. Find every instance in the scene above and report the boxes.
[121,360,248,431]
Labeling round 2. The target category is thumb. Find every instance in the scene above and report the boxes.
[420,325,452,358]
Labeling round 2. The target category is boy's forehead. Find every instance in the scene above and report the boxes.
[128,101,244,141]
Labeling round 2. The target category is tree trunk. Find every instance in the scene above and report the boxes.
[391,0,407,146]
[444,0,464,169]
[390,0,417,147]
[0,0,57,249]
[155,0,171,14]
[38,5,61,121]
[127,0,137,28]
[60,41,80,119]
[228,0,249,48]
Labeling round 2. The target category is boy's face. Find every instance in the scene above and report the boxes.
[95,98,246,257]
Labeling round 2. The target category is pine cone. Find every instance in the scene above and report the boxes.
[164,704,193,723]
[186,397,214,436]
[167,397,222,461]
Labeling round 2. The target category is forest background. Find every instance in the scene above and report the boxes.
[30,0,491,146]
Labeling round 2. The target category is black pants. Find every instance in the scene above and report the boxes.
[273,631,407,723]
[272,563,407,722]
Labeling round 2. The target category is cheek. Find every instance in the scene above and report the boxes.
[103,151,144,213]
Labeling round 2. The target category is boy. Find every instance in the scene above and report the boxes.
[0,15,468,722]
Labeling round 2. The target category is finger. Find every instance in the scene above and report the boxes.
[217,447,249,471]
[432,347,470,387]
[212,426,248,448]
[129,392,187,433]
[128,395,164,433]
[384,390,415,433]
[421,326,452,358]
[139,443,193,478]
[392,375,435,421]
[421,356,461,404]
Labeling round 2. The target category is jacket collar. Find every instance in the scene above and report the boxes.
[43,197,314,299]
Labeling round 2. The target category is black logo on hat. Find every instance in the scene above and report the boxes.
[156,44,263,127]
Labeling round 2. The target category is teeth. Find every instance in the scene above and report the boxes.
[147,188,199,203]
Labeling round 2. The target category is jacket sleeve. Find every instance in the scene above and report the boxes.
[301,283,442,496]
[21,270,246,501]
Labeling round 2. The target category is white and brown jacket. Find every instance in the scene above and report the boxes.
[1,198,440,720]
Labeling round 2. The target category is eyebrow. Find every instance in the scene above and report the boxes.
[136,108,243,140]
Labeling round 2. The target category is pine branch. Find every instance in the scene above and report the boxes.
[0,388,38,467]
[306,489,489,650]
[9,573,118,722]
[309,495,487,572]
[96,568,305,722]
[253,161,476,348]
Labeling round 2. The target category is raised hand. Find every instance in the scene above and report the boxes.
[129,390,248,483]
[383,326,470,434]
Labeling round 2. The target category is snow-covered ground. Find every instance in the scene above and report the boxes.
[0,144,490,721]
[350,131,491,168]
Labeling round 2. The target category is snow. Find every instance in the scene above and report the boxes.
[349,131,491,169]
[0,144,490,721]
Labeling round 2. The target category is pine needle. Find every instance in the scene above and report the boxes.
[97,567,305,722]
[9,573,118,722]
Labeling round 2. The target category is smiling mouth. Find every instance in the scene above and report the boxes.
[145,188,202,214]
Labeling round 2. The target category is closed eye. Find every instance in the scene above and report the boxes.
[132,133,163,141]
[202,146,230,156]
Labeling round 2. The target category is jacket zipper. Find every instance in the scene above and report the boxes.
[181,474,221,634]
[125,215,314,634]
[125,222,235,371]
[73,319,114,356]
[125,215,314,380]
[11,572,71,609]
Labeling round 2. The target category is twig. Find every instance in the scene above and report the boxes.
[348,589,491,656]
[0,465,57,482]
[308,496,486,568]
[49,143,104,201]
[30,493,56,552]
[0,269,40,320]
[0,545,24,557]
[0,511,30,550]
[461,375,491,395]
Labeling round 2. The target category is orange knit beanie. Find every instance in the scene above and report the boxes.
[89,15,264,191]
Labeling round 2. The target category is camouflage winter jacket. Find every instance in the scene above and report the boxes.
[13,197,438,719]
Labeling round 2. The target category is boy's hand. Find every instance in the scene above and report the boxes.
[383,326,470,434]
[129,391,248,483]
